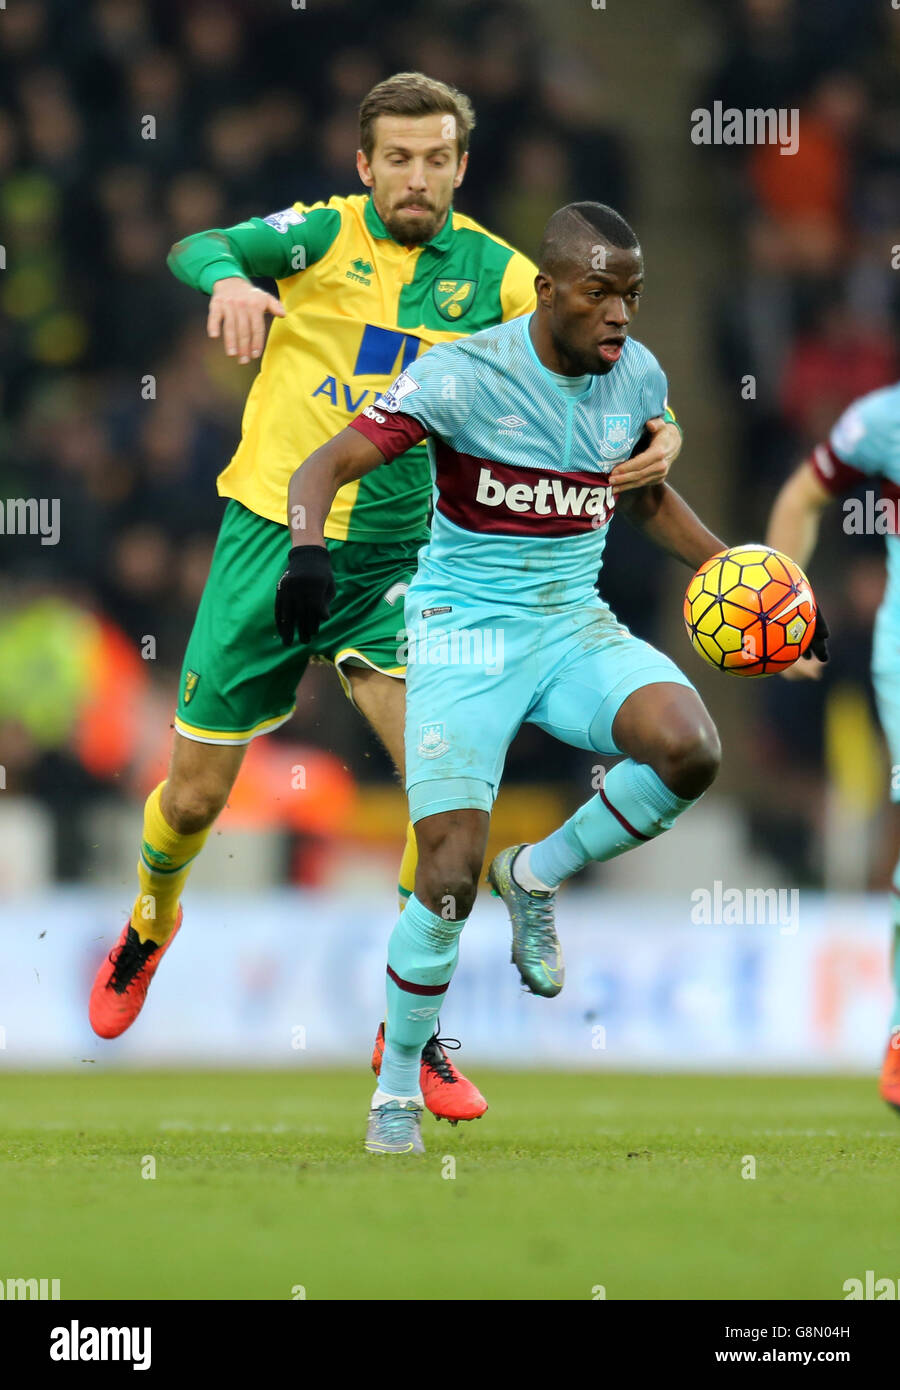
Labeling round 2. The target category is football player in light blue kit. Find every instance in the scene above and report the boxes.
[767,381,900,1112]
[281,202,730,1153]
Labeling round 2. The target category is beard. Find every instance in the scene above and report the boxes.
[381,201,446,246]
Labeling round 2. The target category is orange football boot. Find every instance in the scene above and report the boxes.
[879,1028,900,1113]
[371,1022,488,1124]
[89,909,183,1039]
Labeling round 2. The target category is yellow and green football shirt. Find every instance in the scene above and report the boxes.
[168,193,539,541]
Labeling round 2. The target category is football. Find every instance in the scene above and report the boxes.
[683,544,817,676]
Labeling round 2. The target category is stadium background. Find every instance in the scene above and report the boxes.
[1,0,898,1069]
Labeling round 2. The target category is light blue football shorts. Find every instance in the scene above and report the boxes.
[403,590,697,823]
[872,605,900,804]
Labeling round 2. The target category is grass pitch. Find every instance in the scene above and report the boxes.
[0,1071,896,1300]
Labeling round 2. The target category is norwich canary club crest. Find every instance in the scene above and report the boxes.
[433,278,477,321]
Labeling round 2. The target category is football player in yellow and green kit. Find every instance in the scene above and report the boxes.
[88,72,682,1121]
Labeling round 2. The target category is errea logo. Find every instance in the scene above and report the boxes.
[346,257,374,286]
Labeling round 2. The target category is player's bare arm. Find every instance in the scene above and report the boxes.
[286,429,387,548]
[276,429,387,647]
[766,460,834,679]
[766,459,833,571]
[616,480,726,569]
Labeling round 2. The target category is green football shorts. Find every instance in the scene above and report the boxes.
[175,500,424,745]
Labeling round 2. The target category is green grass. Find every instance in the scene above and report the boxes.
[0,1071,897,1300]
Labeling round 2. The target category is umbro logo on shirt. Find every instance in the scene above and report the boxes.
[497,414,526,436]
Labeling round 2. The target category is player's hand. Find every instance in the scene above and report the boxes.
[781,608,829,679]
[208,276,286,364]
[609,417,681,496]
[275,546,336,647]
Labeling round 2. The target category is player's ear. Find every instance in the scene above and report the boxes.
[356,148,374,188]
[535,272,553,308]
[453,151,468,189]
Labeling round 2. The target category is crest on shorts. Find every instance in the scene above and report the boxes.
[417,721,450,759]
[183,669,200,705]
[433,278,477,321]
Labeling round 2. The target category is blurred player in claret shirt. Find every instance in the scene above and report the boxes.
[767,382,900,1113]
[88,69,684,1125]
[280,202,723,1155]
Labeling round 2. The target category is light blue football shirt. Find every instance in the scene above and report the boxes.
[817,382,900,623]
[354,312,668,610]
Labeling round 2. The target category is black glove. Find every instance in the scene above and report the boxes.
[275,546,336,646]
[804,606,829,663]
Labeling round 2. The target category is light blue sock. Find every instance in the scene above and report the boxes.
[889,860,900,1035]
[379,893,466,1097]
[529,760,699,888]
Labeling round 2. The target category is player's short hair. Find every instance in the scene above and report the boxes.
[359,72,475,162]
[539,202,640,279]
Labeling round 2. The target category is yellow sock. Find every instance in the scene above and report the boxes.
[131,782,211,945]
[397,820,417,914]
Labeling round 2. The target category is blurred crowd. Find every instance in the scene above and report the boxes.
[700,0,900,880]
[707,0,898,494]
[0,0,898,885]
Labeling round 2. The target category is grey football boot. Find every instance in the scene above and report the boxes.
[487,844,565,998]
[365,1098,425,1155]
